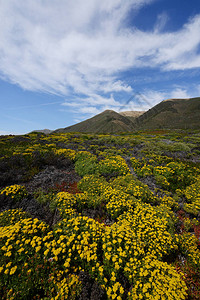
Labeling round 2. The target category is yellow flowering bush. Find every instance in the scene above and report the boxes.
[1,131,200,299]
[0,216,51,298]
[105,189,136,219]
[126,256,188,300]
[0,185,27,202]
[78,174,109,196]
[159,195,179,209]
[98,155,130,176]
[54,148,76,161]
[176,233,200,270]
[53,191,77,217]
[54,273,82,300]
[117,203,176,259]
[183,177,200,215]
[46,216,104,275]
[0,209,29,227]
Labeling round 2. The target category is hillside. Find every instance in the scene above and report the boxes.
[55,109,136,134]
[54,97,200,134]
[134,97,200,129]
[119,111,145,122]
[0,131,200,299]
[30,129,52,134]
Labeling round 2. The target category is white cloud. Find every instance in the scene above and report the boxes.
[0,0,153,96]
[169,88,190,99]
[154,12,169,33]
[153,15,200,70]
[131,87,196,111]
[60,85,200,121]
[61,93,124,117]
[0,0,200,105]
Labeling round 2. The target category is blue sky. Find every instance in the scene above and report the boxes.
[0,0,200,134]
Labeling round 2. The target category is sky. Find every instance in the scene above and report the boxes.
[0,0,200,135]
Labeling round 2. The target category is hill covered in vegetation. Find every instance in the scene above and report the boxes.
[134,97,200,130]
[0,130,200,299]
[55,110,136,134]
[54,98,200,134]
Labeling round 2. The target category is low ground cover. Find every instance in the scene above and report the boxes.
[0,130,200,299]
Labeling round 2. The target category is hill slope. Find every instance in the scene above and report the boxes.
[119,111,145,122]
[54,97,200,133]
[134,97,200,129]
[55,110,136,134]
[30,129,52,134]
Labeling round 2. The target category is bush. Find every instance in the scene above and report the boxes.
[98,156,130,177]
[0,185,27,203]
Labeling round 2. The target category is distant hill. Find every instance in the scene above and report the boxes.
[134,97,200,129]
[30,129,53,134]
[119,111,145,122]
[54,110,136,134]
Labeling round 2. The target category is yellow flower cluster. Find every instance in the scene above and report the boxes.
[105,189,135,219]
[55,192,77,211]
[98,155,130,176]
[75,150,96,161]
[130,155,197,192]
[125,181,157,204]
[127,256,188,300]
[117,203,176,259]
[44,216,104,274]
[54,148,76,161]
[184,177,200,215]
[0,213,51,298]
[54,273,82,300]
[177,233,200,268]
[0,185,27,202]
[159,195,179,209]
[0,209,28,226]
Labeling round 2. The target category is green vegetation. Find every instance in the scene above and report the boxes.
[55,110,136,134]
[54,98,200,134]
[135,97,200,130]
[0,130,200,299]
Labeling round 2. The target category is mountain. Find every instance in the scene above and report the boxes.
[54,110,136,134]
[134,97,200,129]
[119,111,145,122]
[54,97,200,134]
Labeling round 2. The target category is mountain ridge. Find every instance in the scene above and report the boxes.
[51,97,200,134]
[134,97,200,129]
[54,109,136,134]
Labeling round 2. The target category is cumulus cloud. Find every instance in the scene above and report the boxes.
[0,0,200,109]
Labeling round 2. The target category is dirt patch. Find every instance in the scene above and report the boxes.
[25,166,81,194]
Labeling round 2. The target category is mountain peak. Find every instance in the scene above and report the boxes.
[54,97,200,133]
[54,109,135,134]
[135,97,200,129]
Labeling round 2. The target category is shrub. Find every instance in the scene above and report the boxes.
[98,156,130,177]
[127,256,188,300]
[0,185,27,203]
[75,152,98,177]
